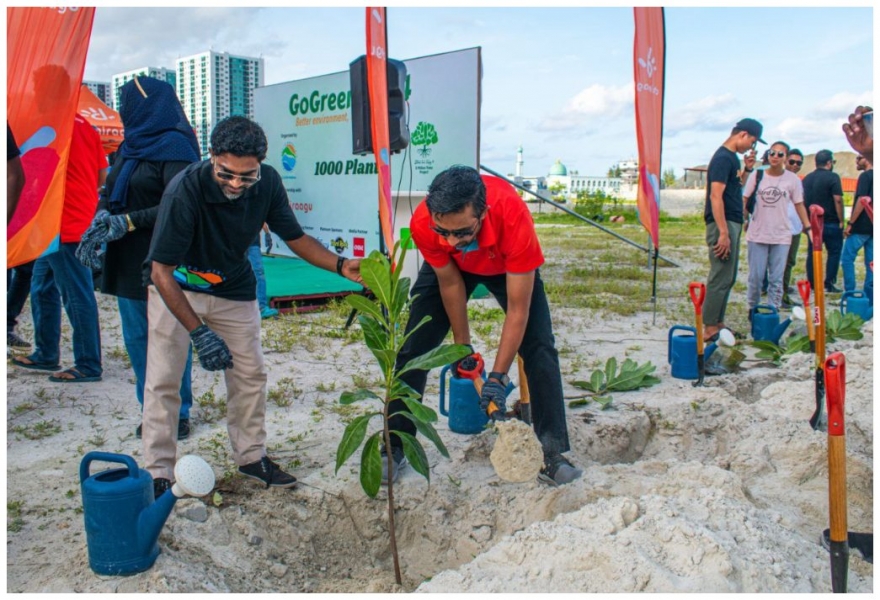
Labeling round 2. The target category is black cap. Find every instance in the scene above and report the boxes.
[815,149,834,166]
[734,118,766,144]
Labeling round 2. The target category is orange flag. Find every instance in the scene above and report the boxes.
[633,7,665,250]
[365,7,394,254]
[7,7,96,267]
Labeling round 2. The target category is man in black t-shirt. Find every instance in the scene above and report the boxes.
[803,149,844,292]
[702,118,763,341]
[143,117,362,497]
[841,154,873,303]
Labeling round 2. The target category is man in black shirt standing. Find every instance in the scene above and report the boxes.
[143,116,362,496]
[842,154,873,303]
[702,118,762,341]
[803,149,844,292]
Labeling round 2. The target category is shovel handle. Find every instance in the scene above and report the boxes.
[825,353,846,437]
[797,280,811,306]
[688,282,706,316]
[810,205,825,248]
[456,353,485,381]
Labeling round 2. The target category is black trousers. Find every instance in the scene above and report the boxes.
[387,263,571,456]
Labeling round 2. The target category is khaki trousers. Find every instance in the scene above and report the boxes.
[143,286,267,480]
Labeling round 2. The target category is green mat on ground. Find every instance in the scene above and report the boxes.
[263,255,363,299]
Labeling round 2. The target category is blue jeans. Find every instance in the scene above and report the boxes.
[117,297,193,418]
[247,244,268,310]
[806,222,844,290]
[388,263,571,457]
[28,243,102,376]
[842,234,873,304]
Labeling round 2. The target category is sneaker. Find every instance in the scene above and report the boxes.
[380,445,406,485]
[153,477,172,500]
[7,332,31,349]
[825,284,842,293]
[177,418,191,441]
[539,453,583,486]
[239,456,297,489]
[260,306,280,319]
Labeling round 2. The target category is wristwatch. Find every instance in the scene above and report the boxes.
[336,256,347,276]
[125,214,136,232]
[488,371,510,387]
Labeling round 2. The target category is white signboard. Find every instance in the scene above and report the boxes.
[255,47,481,259]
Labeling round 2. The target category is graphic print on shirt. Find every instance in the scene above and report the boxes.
[173,266,226,290]
[759,184,787,206]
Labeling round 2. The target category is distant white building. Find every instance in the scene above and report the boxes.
[176,50,265,157]
[83,80,112,106]
[545,159,628,199]
[506,146,550,200]
[110,66,177,110]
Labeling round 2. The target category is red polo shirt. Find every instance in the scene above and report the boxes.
[411,175,544,275]
[61,115,108,243]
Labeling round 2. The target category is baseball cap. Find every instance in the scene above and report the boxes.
[734,118,766,144]
[815,149,834,166]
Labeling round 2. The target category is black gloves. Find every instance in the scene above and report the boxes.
[480,379,508,421]
[190,324,234,371]
[100,214,129,242]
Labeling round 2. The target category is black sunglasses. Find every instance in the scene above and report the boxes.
[431,224,479,238]
[213,161,261,185]
[767,150,787,158]
[788,159,803,166]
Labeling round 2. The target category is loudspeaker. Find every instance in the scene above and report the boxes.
[350,55,409,155]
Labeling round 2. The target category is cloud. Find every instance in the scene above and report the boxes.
[536,84,632,133]
[812,91,874,119]
[664,94,738,136]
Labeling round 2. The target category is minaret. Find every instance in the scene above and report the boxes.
[516,145,524,178]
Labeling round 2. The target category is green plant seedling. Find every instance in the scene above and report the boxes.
[571,357,660,396]
[334,243,470,585]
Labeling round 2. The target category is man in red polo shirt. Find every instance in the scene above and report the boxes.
[384,165,582,486]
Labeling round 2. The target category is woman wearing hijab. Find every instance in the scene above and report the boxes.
[77,76,200,440]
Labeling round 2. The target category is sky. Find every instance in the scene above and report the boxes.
[82,5,874,178]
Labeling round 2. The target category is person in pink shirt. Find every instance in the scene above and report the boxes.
[742,140,811,317]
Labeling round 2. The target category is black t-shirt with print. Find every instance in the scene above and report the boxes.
[145,160,304,301]
[803,168,843,224]
[850,169,873,236]
[704,146,744,225]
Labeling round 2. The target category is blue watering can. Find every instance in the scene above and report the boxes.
[80,452,215,575]
[841,290,873,321]
[750,304,792,344]
[668,325,720,380]
[439,359,516,434]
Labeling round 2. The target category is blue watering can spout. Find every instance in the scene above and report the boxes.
[771,318,792,345]
[137,488,179,559]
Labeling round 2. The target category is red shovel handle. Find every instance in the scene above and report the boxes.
[859,196,873,223]
[824,352,846,437]
[797,280,812,306]
[688,282,706,316]
[809,205,825,248]
[457,353,485,381]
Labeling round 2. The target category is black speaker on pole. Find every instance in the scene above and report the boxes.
[349,55,409,156]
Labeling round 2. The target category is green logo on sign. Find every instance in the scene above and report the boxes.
[412,121,439,157]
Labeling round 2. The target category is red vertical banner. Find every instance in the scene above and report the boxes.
[633,7,665,250]
[365,6,394,254]
[7,6,96,268]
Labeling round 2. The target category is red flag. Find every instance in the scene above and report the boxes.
[365,6,394,254]
[7,7,96,267]
[633,7,665,249]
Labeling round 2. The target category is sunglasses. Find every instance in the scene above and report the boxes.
[431,222,480,239]
[788,159,803,166]
[767,150,787,158]
[213,162,261,186]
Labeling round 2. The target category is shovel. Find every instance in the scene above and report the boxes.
[809,205,826,431]
[688,282,707,387]
[458,358,543,483]
[798,280,816,354]
[824,352,849,592]
[859,196,873,222]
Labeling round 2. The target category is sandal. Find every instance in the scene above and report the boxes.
[10,357,61,371]
[48,368,102,383]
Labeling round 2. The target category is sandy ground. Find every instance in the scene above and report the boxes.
[5,229,874,593]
